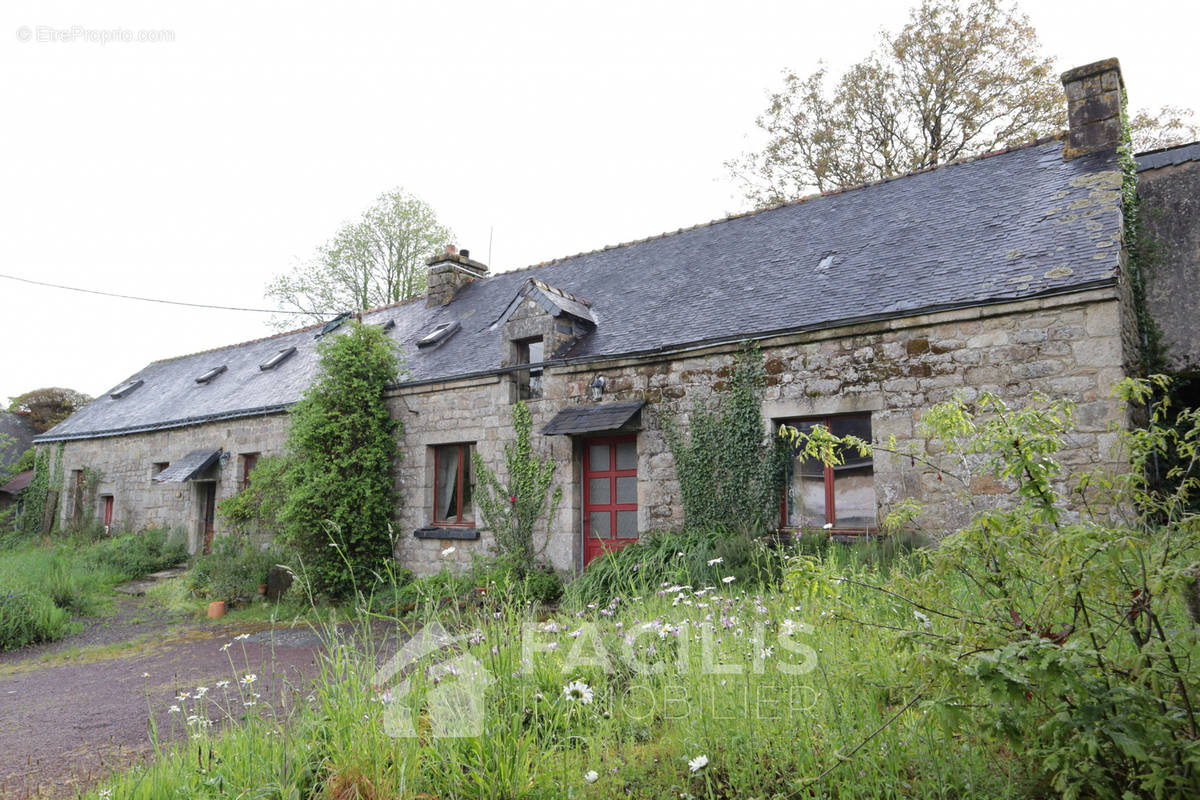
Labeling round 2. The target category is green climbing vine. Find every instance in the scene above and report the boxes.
[1118,92,1166,377]
[664,343,787,533]
[471,400,562,570]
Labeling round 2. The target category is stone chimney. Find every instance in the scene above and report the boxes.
[1060,58,1125,160]
[425,244,489,307]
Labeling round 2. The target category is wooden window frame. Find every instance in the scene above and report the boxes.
[778,413,877,536]
[516,337,544,401]
[240,453,260,491]
[433,443,474,526]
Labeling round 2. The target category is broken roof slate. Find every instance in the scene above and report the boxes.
[39,141,1124,443]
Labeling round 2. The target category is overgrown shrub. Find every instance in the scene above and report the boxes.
[85,527,187,581]
[0,590,71,650]
[188,535,282,603]
[566,526,786,606]
[279,322,400,599]
[790,379,1200,798]
[664,343,786,533]
[217,455,291,535]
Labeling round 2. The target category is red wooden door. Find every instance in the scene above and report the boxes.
[583,436,638,565]
[102,496,114,530]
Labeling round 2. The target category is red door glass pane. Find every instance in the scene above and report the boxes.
[583,436,638,565]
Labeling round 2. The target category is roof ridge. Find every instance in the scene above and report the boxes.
[1135,139,1200,158]
[497,133,1067,274]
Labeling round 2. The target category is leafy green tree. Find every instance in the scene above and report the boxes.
[472,401,562,570]
[7,388,92,433]
[665,345,785,533]
[727,0,1065,202]
[278,322,400,598]
[266,188,453,328]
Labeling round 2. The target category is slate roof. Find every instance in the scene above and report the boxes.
[154,449,222,482]
[541,401,644,436]
[39,138,1125,443]
[1137,141,1200,171]
[0,412,37,468]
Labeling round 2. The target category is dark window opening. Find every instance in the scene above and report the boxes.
[779,413,875,533]
[152,462,170,479]
[517,337,544,400]
[433,443,474,525]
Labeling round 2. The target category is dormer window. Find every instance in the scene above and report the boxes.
[109,379,143,399]
[259,347,296,371]
[416,320,460,348]
[195,365,227,384]
[517,337,544,400]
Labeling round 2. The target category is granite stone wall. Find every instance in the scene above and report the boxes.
[44,288,1128,574]
[45,414,289,552]
[393,288,1127,575]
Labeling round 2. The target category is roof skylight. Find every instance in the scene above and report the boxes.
[259,347,297,371]
[195,365,227,384]
[109,379,143,399]
[416,320,461,348]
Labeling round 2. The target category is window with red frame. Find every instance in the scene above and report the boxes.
[433,443,474,525]
[240,453,259,490]
[779,413,875,532]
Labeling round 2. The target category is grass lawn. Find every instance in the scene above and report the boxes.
[76,550,1035,800]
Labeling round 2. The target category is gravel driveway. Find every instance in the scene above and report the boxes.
[0,597,330,799]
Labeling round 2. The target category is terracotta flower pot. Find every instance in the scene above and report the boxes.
[207,600,227,619]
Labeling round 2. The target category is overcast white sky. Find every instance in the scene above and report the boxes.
[1,0,1196,401]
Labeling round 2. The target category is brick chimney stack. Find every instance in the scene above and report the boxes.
[425,244,489,307]
[1060,58,1125,161]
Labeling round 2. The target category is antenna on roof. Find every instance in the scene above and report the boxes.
[488,225,494,267]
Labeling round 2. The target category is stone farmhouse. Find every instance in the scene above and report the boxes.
[33,59,1198,575]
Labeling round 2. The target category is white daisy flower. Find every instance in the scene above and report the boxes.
[688,754,709,772]
[707,557,723,566]
[563,680,594,704]
[234,633,250,641]
[167,705,181,714]
[722,576,736,584]
[584,770,599,783]
[240,673,257,686]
